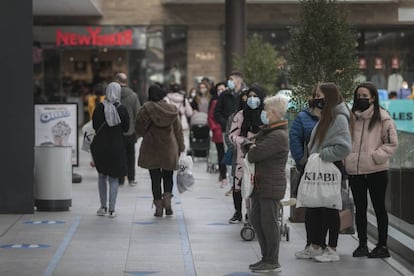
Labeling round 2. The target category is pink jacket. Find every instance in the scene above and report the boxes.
[345,106,398,175]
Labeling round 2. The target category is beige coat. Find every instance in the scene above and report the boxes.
[345,106,398,175]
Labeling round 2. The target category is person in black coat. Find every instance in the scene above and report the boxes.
[91,82,129,218]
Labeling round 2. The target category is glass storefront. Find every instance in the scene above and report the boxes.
[33,25,188,125]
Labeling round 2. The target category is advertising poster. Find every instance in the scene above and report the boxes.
[34,104,78,166]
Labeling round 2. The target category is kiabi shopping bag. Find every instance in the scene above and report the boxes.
[296,153,342,210]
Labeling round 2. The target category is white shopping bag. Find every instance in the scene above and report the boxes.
[241,153,255,199]
[296,153,342,210]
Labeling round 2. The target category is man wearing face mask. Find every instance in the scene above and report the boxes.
[397,81,412,99]
[214,71,247,132]
[345,82,398,259]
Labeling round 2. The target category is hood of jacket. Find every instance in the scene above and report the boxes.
[144,100,179,128]
[165,92,185,105]
[334,102,351,121]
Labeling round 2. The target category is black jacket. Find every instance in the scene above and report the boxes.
[91,102,130,178]
[214,90,236,132]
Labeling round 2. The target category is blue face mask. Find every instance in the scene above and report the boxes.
[247,97,261,109]
[260,110,269,125]
[227,79,235,90]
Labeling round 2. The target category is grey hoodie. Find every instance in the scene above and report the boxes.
[120,86,141,135]
[308,102,352,162]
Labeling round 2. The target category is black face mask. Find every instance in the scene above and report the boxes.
[355,98,371,111]
[314,98,325,109]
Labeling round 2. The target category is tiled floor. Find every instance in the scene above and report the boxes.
[0,147,413,276]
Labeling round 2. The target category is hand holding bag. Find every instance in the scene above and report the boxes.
[296,153,342,210]
[241,153,255,199]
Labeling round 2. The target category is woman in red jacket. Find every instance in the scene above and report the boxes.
[208,82,228,187]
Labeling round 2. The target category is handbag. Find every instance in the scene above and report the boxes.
[296,153,342,210]
[81,121,105,152]
[339,180,355,234]
[241,153,255,199]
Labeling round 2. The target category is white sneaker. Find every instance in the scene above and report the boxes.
[129,180,137,187]
[108,211,117,218]
[295,245,322,259]
[314,247,340,262]
[96,207,107,216]
[281,198,297,206]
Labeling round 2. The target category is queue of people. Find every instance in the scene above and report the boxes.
[88,72,399,273]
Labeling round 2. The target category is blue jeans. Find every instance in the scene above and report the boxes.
[98,173,119,212]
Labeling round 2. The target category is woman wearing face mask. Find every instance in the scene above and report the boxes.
[191,81,211,113]
[345,82,398,258]
[243,94,289,273]
[306,83,352,263]
[228,83,265,223]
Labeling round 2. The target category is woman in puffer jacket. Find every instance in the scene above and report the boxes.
[345,82,398,258]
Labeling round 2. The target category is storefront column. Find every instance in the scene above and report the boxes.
[225,0,246,76]
[0,0,34,213]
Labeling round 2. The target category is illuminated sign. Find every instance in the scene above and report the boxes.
[56,27,133,47]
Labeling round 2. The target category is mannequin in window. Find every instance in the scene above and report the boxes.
[370,69,386,90]
[355,70,367,84]
[387,69,403,93]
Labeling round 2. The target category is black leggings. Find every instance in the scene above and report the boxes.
[149,169,173,200]
[215,142,227,180]
[349,171,388,246]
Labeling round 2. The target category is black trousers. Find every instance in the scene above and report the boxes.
[119,134,137,183]
[215,142,227,180]
[149,169,173,200]
[307,207,339,248]
[349,170,389,246]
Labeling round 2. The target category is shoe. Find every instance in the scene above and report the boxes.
[250,262,281,273]
[314,247,340,262]
[108,210,117,218]
[295,245,322,259]
[129,180,137,187]
[225,189,232,196]
[249,260,263,269]
[368,245,390,258]
[220,178,228,188]
[96,207,107,216]
[281,198,297,206]
[228,212,242,224]
[353,245,370,257]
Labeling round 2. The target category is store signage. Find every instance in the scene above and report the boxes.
[381,99,414,133]
[56,27,133,47]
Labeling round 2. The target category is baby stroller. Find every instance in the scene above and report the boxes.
[240,199,292,242]
[189,112,210,158]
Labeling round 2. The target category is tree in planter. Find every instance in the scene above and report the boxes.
[287,0,359,111]
[233,36,283,95]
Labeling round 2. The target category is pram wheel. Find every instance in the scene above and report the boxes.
[240,224,255,241]
[280,223,290,241]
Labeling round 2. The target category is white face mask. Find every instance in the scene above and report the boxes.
[402,85,408,89]
[200,88,208,94]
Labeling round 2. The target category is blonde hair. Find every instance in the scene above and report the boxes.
[264,95,289,119]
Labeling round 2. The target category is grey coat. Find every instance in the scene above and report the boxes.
[120,86,140,136]
[308,102,352,162]
[247,121,289,200]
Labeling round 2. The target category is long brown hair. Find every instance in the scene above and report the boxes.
[313,82,344,146]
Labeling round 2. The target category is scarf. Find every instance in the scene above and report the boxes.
[103,82,121,127]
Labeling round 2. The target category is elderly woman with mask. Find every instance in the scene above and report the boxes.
[91,82,130,218]
[243,95,289,273]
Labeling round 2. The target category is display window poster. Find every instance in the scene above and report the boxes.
[381,99,414,133]
[34,104,79,166]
